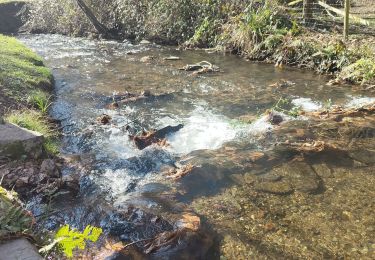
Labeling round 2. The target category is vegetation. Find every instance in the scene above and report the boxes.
[0,34,53,111]
[0,187,34,239]
[5,110,59,155]
[39,225,103,258]
[24,0,375,85]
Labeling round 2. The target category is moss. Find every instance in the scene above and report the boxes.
[5,110,59,155]
[0,34,53,105]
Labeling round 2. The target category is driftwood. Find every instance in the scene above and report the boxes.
[76,0,112,37]
[179,61,220,75]
[130,124,184,150]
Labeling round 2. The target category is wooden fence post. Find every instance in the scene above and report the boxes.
[303,0,313,23]
[344,0,350,40]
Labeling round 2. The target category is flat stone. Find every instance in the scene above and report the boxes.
[0,239,42,260]
[254,180,294,195]
[0,123,44,159]
[274,161,322,194]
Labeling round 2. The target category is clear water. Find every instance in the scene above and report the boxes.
[18,34,375,259]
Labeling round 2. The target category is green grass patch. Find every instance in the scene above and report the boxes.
[5,110,59,155]
[0,34,53,104]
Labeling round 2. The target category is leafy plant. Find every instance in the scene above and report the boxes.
[27,90,52,114]
[40,224,103,258]
[0,187,33,238]
[272,97,300,117]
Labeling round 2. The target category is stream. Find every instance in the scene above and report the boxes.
[19,34,375,259]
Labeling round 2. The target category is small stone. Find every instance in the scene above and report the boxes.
[139,39,151,44]
[40,159,60,178]
[268,112,283,125]
[97,114,111,125]
[141,90,151,96]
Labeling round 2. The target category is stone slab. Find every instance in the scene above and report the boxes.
[0,123,44,159]
[0,239,42,260]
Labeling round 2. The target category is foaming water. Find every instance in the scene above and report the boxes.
[162,107,242,154]
[292,97,322,111]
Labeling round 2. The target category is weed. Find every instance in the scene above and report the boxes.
[27,89,52,114]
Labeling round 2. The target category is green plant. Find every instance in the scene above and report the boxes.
[39,224,103,258]
[340,58,375,84]
[27,90,52,114]
[272,97,300,117]
[0,187,33,238]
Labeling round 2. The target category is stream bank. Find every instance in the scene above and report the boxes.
[23,0,375,86]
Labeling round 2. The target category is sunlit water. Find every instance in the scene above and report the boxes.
[18,34,375,257]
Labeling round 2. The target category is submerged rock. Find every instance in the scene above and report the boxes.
[255,161,322,195]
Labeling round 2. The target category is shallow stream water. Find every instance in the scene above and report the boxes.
[19,34,375,259]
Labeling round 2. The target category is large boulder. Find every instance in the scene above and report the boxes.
[0,123,44,160]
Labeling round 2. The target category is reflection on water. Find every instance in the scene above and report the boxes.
[19,34,375,259]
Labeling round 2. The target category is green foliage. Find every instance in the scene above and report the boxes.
[27,90,52,114]
[45,224,103,258]
[340,58,375,84]
[0,34,53,104]
[272,97,300,117]
[0,187,33,238]
[6,110,59,155]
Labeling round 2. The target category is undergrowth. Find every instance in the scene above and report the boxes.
[24,0,375,85]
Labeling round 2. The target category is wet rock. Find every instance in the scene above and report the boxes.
[141,90,151,97]
[61,174,80,193]
[348,149,375,164]
[273,161,322,194]
[130,124,183,150]
[107,102,119,109]
[97,114,111,125]
[267,112,283,125]
[40,159,60,178]
[254,180,294,195]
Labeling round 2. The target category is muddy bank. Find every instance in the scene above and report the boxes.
[0,1,27,33]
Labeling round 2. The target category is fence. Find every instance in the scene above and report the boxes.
[285,0,375,39]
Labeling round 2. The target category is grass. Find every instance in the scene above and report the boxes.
[5,110,59,155]
[0,34,53,106]
[27,89,52,114]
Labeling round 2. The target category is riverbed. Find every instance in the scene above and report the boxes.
[19,34,375,259]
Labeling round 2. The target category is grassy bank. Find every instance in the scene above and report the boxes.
[0,34,58,155]
[25,0,375,85]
